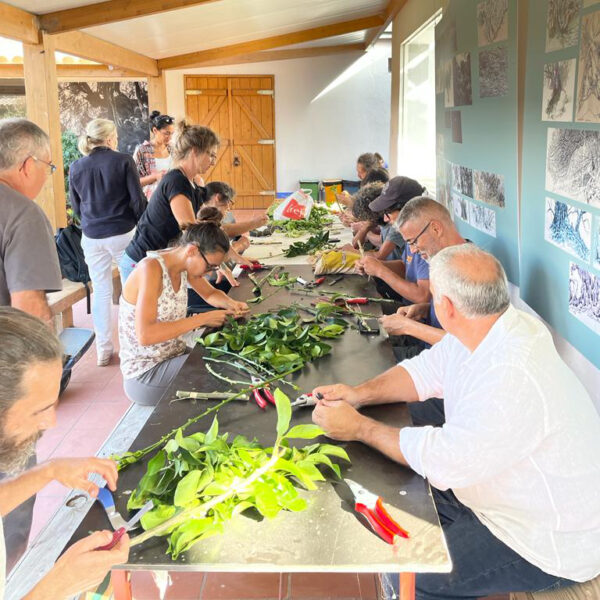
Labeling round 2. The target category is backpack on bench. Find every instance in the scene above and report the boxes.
[55,224,91,313]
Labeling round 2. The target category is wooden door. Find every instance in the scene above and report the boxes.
[185,75,276,209]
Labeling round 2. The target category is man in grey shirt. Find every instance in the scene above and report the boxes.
[0,118,62,571]
[0,118,62,323]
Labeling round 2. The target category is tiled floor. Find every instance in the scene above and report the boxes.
[29,228,509,598]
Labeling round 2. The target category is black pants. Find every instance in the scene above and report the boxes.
[187,279,232,315]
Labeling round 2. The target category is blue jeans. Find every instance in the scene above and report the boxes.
[118,252,138,285]
[382,398,577,600]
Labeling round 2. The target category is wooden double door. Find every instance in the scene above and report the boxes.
[185,75,276,209]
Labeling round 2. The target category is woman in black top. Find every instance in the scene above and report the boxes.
[69,118,147,366]
[119,120,219,283]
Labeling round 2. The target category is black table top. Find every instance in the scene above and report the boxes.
[70,266,449,572]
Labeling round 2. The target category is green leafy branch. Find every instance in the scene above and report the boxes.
[284,231,332,258]
[127,390,350,559]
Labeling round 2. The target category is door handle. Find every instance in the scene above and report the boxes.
[233,155,241,167]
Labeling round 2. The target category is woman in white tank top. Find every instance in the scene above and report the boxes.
[119,207,249,406]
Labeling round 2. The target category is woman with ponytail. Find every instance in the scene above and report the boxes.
[132,110,174,199]
[119,206,249,406]
[120,120,220,283]
[69,118,147,366]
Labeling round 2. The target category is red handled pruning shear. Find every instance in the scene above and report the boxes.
[344,479,409,544]
[290,392,323,408]
[240,261,267,271]
[96,499,154,551]
[250,376,275,410]
[333,297,369,305]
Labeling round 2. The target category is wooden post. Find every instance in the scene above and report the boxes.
[22,32,68,230]
[147,72,167,114]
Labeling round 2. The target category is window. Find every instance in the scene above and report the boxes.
[398,14,441,194]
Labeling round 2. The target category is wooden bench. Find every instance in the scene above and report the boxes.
[510,575,600,600]
[47,265,121,331]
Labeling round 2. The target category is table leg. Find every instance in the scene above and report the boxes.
[111,570,132,600]
[399,572,415,600]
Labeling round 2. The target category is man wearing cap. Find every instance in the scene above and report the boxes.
[356,176,430,305]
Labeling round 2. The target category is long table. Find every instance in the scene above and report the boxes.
[64,266,449,598]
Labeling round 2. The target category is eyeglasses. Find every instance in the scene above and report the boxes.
[199,249,220,272]
[405,221,432,247]
[20,155,57,175]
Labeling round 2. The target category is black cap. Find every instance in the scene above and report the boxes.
[368,176,424,212]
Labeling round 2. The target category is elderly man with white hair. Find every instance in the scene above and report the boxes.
[0,118,62,323]
[312,244,600,599]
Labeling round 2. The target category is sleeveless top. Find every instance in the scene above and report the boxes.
[119,252,188,380]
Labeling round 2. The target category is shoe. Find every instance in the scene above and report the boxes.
[97,351,113,367]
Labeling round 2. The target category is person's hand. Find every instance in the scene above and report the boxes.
[312,383,362,408]
[312,399,362,441]
[197,309,234,329]
[46,458,118,498]
[360,254,384,278]
[255,214,269,228]
[28,530,129,599]
[338,243,357,253]
[379,313,415,336]
[228,300,249,318]
[216,265,239,287]
[354,258,366,276]
[235,236,251,252]
[339,210,355,228]
[336,192,353,207]
[398,303,429,321]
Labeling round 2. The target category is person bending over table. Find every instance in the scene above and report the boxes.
[312,244,600,600]
[119,216,249,406]
[0,307,129,598]
[355,176,430,305]
[119,120,219,283]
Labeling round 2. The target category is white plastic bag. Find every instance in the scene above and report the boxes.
[273,190,314,221]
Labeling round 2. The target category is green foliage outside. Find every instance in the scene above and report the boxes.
[61,130,81,224]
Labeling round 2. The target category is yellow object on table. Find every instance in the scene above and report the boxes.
[312,249,360,275]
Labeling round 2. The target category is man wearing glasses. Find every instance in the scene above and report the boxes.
[0,118,62,325]
[0,118,63,571]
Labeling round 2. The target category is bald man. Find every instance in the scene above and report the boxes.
[313,245,600,599]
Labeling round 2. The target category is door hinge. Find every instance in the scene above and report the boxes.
[258,139,275,145]
[257,90,274,95]
[185,90,202,95]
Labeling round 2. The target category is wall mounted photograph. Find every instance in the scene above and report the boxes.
[468,200,497,236]
[545,127,600,207]
[451,110,463,142]
[479,45,509,98]
[452,191,468,221]
[569,262,600,334]
[544,197,592,261]
[575,9,600,122]
[473,169,505,207]
[477,0,509,46]
[58,81,149,155]
[542,59,576,121]
[452,52,473,106]
[545,0,582,52]
[443,60,455,108]
[451,163,474,197]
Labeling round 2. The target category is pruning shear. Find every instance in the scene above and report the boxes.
[250,376,275,410]
[96,499,154,551]
[290,392,323,408]
[344,479,409,544]
[240,261,267,271]
[329,274,344,285]
[333,296,369,305]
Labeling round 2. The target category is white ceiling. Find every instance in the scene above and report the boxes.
[9,0,387,60]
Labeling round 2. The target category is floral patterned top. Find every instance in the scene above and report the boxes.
[132,140,171,199]
[119,251,188,380]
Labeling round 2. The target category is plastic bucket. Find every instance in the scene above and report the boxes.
[321,179,342,206]
[299,179,319,203]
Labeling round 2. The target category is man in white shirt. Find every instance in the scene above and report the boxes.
[312,244,600,599]
[0,307,129,598]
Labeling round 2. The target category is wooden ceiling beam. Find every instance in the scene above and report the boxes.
[194,44,366,67]
[53,31,159,76]
[364,0,409,49]
[158,14,384,70]
[0,63,145,79]
[0,1,40,45]
[38,0,222,35]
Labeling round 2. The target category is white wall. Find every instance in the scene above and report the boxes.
[165,42,391,192]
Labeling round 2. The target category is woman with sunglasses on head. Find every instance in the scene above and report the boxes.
[69,118,147,366]
[133,110,175,199]
[119,206,249,406]
[120,120,220,283]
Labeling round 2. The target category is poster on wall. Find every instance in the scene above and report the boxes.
[542,59,576,121]
[477,0,509,46]
[479,46,509,98]
[545,0,582,52]
[452,52,473,106]
[544,197,592,261]
[545,127,600,207]
[595,220,600,268]
[452,191,468,221]
[451,164,473,197]
[569,262,600,333]
[575,9,600,122]
[474,169,505,207]
[468,200,497,236]
[58,81,149,155]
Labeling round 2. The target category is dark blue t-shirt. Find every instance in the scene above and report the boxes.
[401,245,430,282]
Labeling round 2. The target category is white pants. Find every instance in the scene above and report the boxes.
[81,230,134,355]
